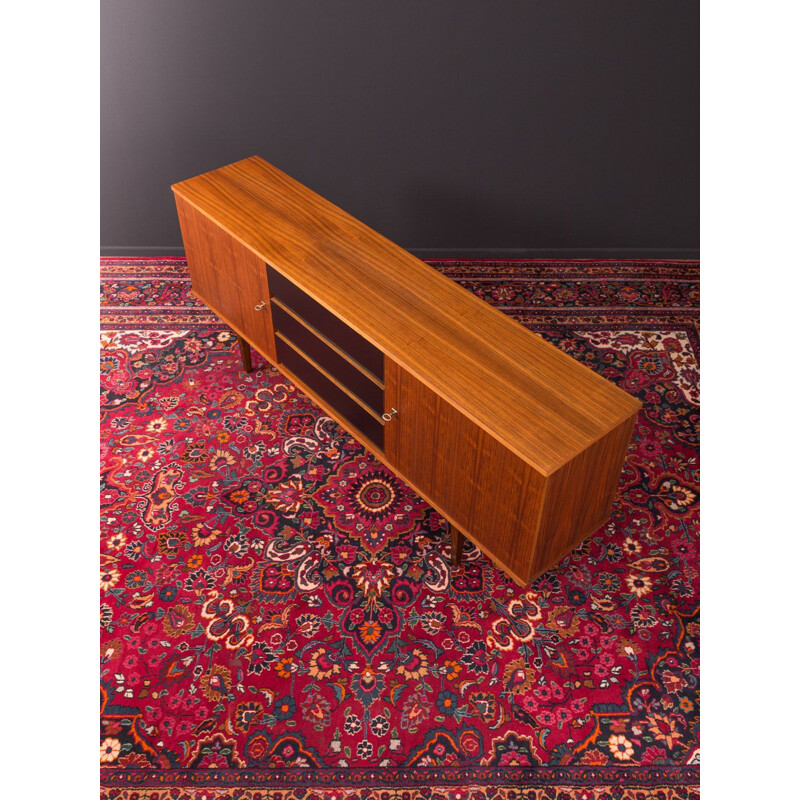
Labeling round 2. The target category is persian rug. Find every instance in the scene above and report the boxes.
[100,258,700,799]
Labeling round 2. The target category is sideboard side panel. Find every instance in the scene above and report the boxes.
[174,195,277,363]
[176,194,222,307]
[533,412,638,573]
[386,359,545,581]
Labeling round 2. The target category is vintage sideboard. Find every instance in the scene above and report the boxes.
[172,156,641,585]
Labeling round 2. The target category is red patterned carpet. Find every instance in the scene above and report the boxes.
[100,259,700,799]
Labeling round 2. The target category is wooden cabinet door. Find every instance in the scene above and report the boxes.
[385,357,545,583]
[175,195,276,363]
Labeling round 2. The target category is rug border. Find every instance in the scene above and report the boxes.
[101,764,699,789]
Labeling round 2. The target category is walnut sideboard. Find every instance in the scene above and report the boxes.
[172,156,641,586]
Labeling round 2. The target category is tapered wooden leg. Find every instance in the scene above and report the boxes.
[451,525,464,566]
[238,336,253,372]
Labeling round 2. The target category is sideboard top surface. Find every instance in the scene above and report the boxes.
[172,156,641,475]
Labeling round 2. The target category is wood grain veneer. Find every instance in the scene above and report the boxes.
[172,156,642,585]
[173,156,640,477]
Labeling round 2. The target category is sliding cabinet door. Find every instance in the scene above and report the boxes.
[385,358,545,582]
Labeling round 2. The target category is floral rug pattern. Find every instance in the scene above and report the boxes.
[100,259,699,799]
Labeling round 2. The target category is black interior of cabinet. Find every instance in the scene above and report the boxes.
[275,335,385,450]
[271,302,384,413]
[267,265,384,379]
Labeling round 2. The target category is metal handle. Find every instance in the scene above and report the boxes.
[254,300,266,310]
[382,407,398,422]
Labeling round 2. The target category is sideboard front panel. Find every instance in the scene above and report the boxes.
[385,359,546,581]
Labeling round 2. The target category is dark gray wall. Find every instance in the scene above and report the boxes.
[101,1,698,257]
